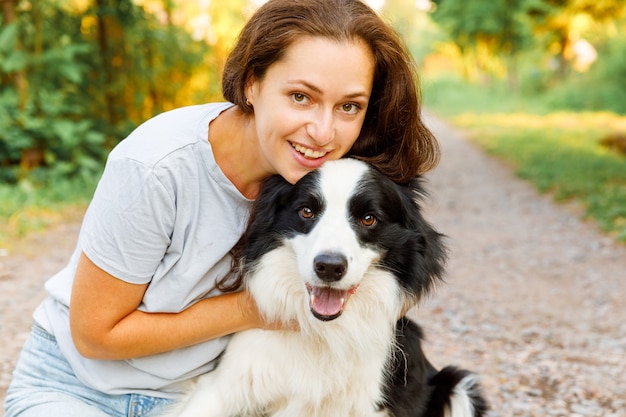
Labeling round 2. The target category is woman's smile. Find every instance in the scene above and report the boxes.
[290,142,329,160]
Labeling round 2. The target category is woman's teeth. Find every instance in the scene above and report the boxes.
[291,143,326,159]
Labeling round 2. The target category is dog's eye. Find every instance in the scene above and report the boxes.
[361,214,377,227]
[299,207,315,219]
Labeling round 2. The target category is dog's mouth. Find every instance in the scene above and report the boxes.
[306,284,359,321]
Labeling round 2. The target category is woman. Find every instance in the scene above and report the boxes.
[4,0,439,416]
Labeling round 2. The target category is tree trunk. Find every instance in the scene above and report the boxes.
[1,0,27,109]
[1,0,40,173]
[95,0,117,133]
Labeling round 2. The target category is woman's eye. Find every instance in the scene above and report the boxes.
[292,93,309,104]
[361,214,377,227]
[341,103,360,115]
[300,207,315,219]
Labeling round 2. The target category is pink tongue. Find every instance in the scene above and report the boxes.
[310,287,349,316]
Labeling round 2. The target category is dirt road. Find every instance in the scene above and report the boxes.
[1,115,625,416]
[414,115,626,416]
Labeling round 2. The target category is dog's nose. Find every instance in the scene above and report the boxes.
[314,253,347,282]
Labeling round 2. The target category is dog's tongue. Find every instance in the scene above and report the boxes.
[309,287,348,318]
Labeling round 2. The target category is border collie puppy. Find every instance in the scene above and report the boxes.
[163,158,487,417]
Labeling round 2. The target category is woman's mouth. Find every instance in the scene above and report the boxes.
[291,142,327,159]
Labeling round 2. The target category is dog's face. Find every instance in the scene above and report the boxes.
[241,158,446,322]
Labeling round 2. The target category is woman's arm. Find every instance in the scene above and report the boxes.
[70,251,264,360]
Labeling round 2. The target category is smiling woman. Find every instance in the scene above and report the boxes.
[223,0,439,183]
[4,1,439,416]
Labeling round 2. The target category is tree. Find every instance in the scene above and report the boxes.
[0,0,217,185]
[526,0,626,79]
[0,0,26,109]
[380,0,445,66]
[430,0,536,89]
[0,0,102,182]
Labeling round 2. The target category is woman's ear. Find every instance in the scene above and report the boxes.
[244,74,258,107]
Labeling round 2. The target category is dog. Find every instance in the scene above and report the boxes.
[162,158,487,417]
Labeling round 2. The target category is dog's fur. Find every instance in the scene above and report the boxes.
[162,158,487,417]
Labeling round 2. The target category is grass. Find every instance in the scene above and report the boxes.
[423,75,626,242]
[0,175,98,249]
[421,74,552,117]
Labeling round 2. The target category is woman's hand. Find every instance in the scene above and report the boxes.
[236,289,299,332]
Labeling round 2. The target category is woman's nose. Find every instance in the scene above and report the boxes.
[306,108,335,146]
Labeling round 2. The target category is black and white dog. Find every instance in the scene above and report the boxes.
[163,158,487,417]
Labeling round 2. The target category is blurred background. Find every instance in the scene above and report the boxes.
[0,0,624,244]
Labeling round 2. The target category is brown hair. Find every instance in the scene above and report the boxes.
[222,0,439,183]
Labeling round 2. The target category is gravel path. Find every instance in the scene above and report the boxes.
[413,115,626,417]
[1,114,625,416]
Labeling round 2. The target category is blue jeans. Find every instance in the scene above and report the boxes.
[4,323,174,417]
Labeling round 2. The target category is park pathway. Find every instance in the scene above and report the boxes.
[1,114,625,416]
[413,114,626,416]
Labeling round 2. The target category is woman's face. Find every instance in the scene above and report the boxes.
[246,36,375,184]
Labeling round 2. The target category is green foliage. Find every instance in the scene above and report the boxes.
[428,0,626,90]
[431,0,535,54]
[0,0,216,189]
[0,5,104,183]
[422,74,552,116]
[0,23,26,72]
[541,35,626,114]
[423,74,626,241]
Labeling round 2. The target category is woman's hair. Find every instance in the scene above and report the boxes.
[222,0,439,183]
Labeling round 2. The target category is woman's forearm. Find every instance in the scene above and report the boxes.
[73,291,259,360]
[70,252,264,360]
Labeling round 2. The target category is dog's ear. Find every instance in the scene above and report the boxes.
[250,175,295,229]
[397,177,448,298]
[240,175,294,266]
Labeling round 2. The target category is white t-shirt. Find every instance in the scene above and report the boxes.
[33,102,252,397]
